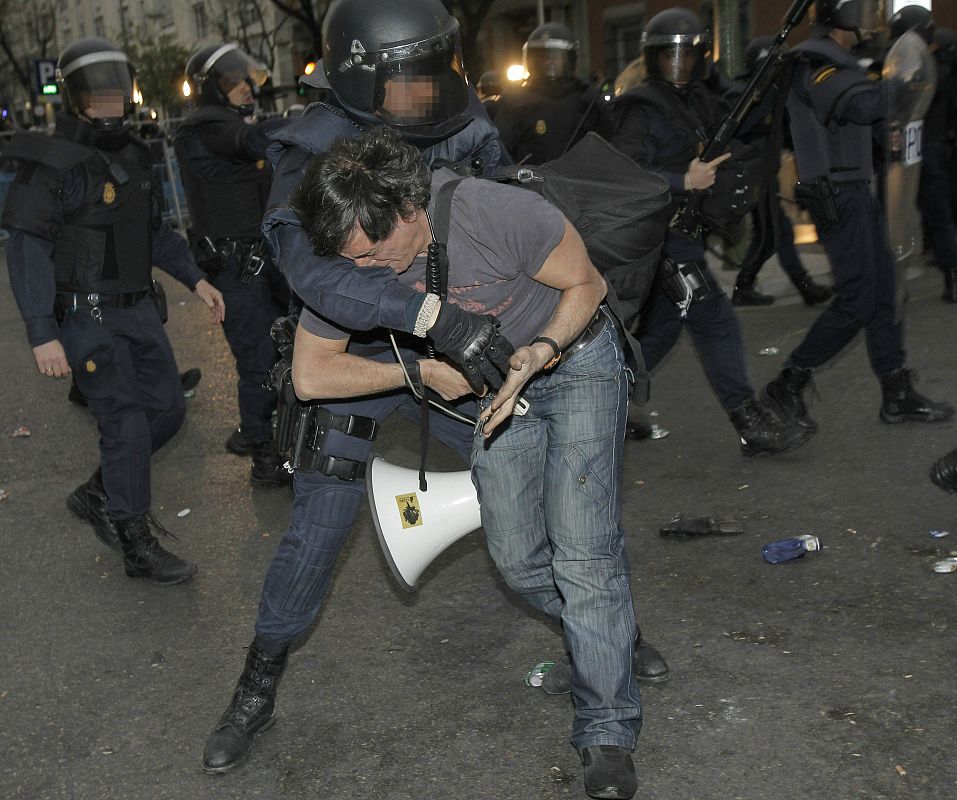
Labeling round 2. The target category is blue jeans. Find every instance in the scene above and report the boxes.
[471,314,641,752]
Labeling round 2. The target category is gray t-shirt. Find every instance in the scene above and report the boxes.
[299,168,565,346]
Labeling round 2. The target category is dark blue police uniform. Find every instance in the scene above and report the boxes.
[2,112,206,577]
[175,106,290,463]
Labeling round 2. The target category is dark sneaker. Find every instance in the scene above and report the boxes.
[930,449,957,493]
[180,368,203,393]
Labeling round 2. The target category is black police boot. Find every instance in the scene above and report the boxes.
[203,642,288,774]
[249,441,293,488]
[114,514,197,585]
[732,283,775,306]
[728,397,812,457]
[943,267,957,303]
[581,745,637,800]
[930,449,957,493]
[762,366,817,432]
[795,276,833,306]
[541,626,669,695]
[66,469,122,552]
[225,428,253,456]
[879,369,955,424]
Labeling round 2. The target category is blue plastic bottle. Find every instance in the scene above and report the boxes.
[762,534,821,564]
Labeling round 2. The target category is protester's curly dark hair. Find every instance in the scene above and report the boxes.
[291,125,431,258]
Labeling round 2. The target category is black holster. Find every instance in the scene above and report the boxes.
[658,258,711,317]
[794,177,839,224]
[150,279,168,324]
[285,405,377,480]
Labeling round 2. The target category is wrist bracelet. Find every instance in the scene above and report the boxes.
[413,293,441,338]
[531,336,561,369]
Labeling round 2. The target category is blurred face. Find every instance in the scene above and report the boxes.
[340,212,429,273]
[378,76,441,123]
[82,89,126,120]
[526,49,573,80]
[657,45,700,86]
[226,78,254,107]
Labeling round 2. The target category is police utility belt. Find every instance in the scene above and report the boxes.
[196,234,266,284]
[267,314,379,482]
[54,284,162,323]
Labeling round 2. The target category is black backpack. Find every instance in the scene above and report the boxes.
[433,132,671,332]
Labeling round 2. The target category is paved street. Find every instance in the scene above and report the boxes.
[1,244,955,800]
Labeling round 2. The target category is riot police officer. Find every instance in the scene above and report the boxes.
[1,38,225,584]
[493,22,609,164]
[175,44,291,487]
[611,8,811,456]
[200,0,668,779]
[762,0,954,430]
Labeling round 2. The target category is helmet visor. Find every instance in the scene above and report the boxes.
[524,48,574,80]
[210,48,269,94]
[370,46,468,127]
[652,43,704,85]
[63,57,135,115]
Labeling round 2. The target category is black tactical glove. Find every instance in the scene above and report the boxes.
[427,302,515,394]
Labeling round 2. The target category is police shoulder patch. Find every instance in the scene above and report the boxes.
[812,65,838,85]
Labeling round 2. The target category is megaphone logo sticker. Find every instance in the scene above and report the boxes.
[395,493,423,529]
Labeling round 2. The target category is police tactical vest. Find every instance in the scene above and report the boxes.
[614,81,716,174]
[175,105,273,241]
[496,79,602,164]
[788,36,875,183]
[55,138,156,292]
[1,127,157,293]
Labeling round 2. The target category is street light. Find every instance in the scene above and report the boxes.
[506,64,529,81]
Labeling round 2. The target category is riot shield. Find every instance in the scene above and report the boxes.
[882,30,936,318]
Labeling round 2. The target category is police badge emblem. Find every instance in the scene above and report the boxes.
[102,182,116,204]
[535,119,547,135]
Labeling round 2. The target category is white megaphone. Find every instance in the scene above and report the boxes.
[366,456,481,591]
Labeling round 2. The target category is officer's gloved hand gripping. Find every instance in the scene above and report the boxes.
[427,302,515,394]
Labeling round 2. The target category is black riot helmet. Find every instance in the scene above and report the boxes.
[523,22,578,82]
[185,43,269,116]
[642,9,710,86]
[741,35,775,79]
[320,0,470,142]
[56,37,136,133]
[890,5,936,46]
[813,0,883,37]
